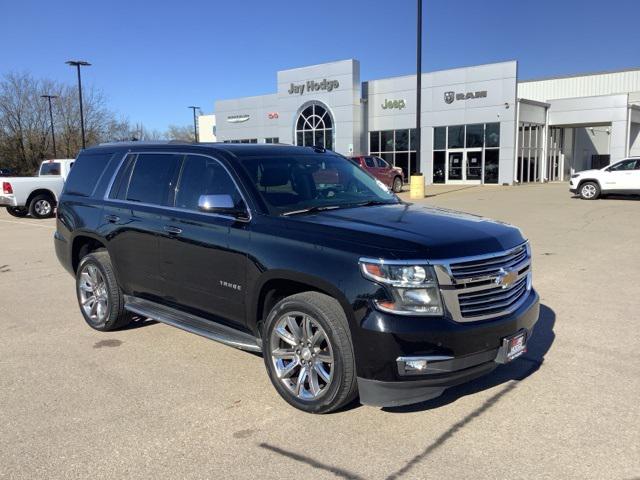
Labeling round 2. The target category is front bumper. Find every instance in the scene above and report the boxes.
[0,194,17,207]
[355,289,540,407]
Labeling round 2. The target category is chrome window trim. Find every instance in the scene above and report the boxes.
[102,150,253,222]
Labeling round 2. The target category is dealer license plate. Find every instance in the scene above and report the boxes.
[503,331,527,362]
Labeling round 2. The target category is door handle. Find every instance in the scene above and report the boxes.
[163,226,182,235]
[105,214,120,223]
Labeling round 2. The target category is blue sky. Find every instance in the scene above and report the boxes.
[2,0,639,132]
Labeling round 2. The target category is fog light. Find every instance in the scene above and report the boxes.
[397,355,453,376]
[405,359,428,371]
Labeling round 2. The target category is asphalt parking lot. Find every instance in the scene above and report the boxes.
[1,183,639,480]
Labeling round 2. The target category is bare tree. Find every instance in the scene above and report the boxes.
[165,124,195,142]
[0,71,161,174]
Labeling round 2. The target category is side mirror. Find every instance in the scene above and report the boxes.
[198,194,249,220]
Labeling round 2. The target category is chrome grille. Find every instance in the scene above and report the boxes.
[449,244,528,281]
[434,242,532,323]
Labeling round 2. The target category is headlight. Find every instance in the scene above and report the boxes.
[571,174,580,179]
[359,260,443,315]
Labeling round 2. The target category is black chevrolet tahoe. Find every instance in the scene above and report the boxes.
[54,142,539,413]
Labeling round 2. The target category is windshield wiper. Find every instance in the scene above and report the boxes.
[355,200,398,207]
[282,205,341,216]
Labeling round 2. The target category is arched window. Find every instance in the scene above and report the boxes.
[295,103,333,150]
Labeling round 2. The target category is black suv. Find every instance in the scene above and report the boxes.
[55,143,539,413]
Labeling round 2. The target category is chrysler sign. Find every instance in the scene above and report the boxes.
[227,114,250,123]
[444,90,487,104]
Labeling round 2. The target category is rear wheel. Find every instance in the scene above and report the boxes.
[76,251,132,331]
[263,292,357,414]
[579,181,600,200]
[28,194,55,218]
[392,176,403,193]
[6,206,28,218]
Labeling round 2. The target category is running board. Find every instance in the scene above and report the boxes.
[124,296,262,353]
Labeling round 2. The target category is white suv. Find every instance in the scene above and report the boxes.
[570,157,640,200]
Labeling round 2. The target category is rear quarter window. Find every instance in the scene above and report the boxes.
[63,152,117,197]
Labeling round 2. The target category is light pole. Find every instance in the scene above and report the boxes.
[65,60,91,149]
[415,0,422,173]
[188,106,200,142]
[41,94,58,158]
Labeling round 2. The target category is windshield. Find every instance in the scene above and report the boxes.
[238,152,398,214]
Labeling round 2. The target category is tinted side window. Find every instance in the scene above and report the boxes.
[126,154,182,205]
[64,152,115,196]
[375,157,389,168]
[365,157,376,168]
[176,155,244,211]
[609,160,636,171]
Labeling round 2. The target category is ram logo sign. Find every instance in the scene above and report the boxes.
[444,90,487,104]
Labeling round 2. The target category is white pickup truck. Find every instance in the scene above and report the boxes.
[0,159,74,218]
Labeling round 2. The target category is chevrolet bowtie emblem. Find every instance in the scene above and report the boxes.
[495,268,518,289]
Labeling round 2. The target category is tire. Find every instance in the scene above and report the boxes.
[76,251,132,331]
[28,194,55,218]
[262,292,358,414]
[392,176,403,193]
[6,206,29,218]
[579,181,600,200]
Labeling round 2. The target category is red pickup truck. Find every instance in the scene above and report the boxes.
[351,156,404,193]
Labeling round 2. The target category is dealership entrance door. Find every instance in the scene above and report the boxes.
[446,149,482,183]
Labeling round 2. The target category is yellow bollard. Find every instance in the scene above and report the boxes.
[409,173,425,199]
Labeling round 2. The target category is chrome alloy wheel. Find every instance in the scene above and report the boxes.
[270,312,334,400]
[581,184,597,199]
[34,199,52,216]
[78,264,109,323]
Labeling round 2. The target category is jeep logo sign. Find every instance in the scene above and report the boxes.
[444,90,487,104]
[381,99,406,110]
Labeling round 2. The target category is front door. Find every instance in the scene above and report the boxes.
[447,151,482,183]
[158,154,250,328]
[448,152,463,181]
[466,150,483,181]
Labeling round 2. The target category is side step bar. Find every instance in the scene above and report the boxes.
[124,296,262,353]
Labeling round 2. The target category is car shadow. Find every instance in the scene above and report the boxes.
[571,194,640,201]
[382,303,556,413]
[118,315,159,330]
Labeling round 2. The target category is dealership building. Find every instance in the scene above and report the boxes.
[210,59,640,185]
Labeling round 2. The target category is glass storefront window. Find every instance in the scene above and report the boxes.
[381,130,394,152]
[466,124,484,148]
[433,151,445,183]
[448,125,465,148]
[369,129,418,177]
[434,127,446,150]
[486,123,500,148]
[370,131,379,152]
[484,149,499,183]
[395,152,409,178]
[395,130,409,151]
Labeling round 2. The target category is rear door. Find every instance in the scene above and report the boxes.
[102,152,182,299]
[157,154,250,327]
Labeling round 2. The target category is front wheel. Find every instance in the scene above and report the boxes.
[6,206,29,218]
[579,181,600,200]
[262,292,358,414]
[392,176,403,193]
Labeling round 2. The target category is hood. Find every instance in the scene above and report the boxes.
[291,203,525,260]
[575,169,600,176]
